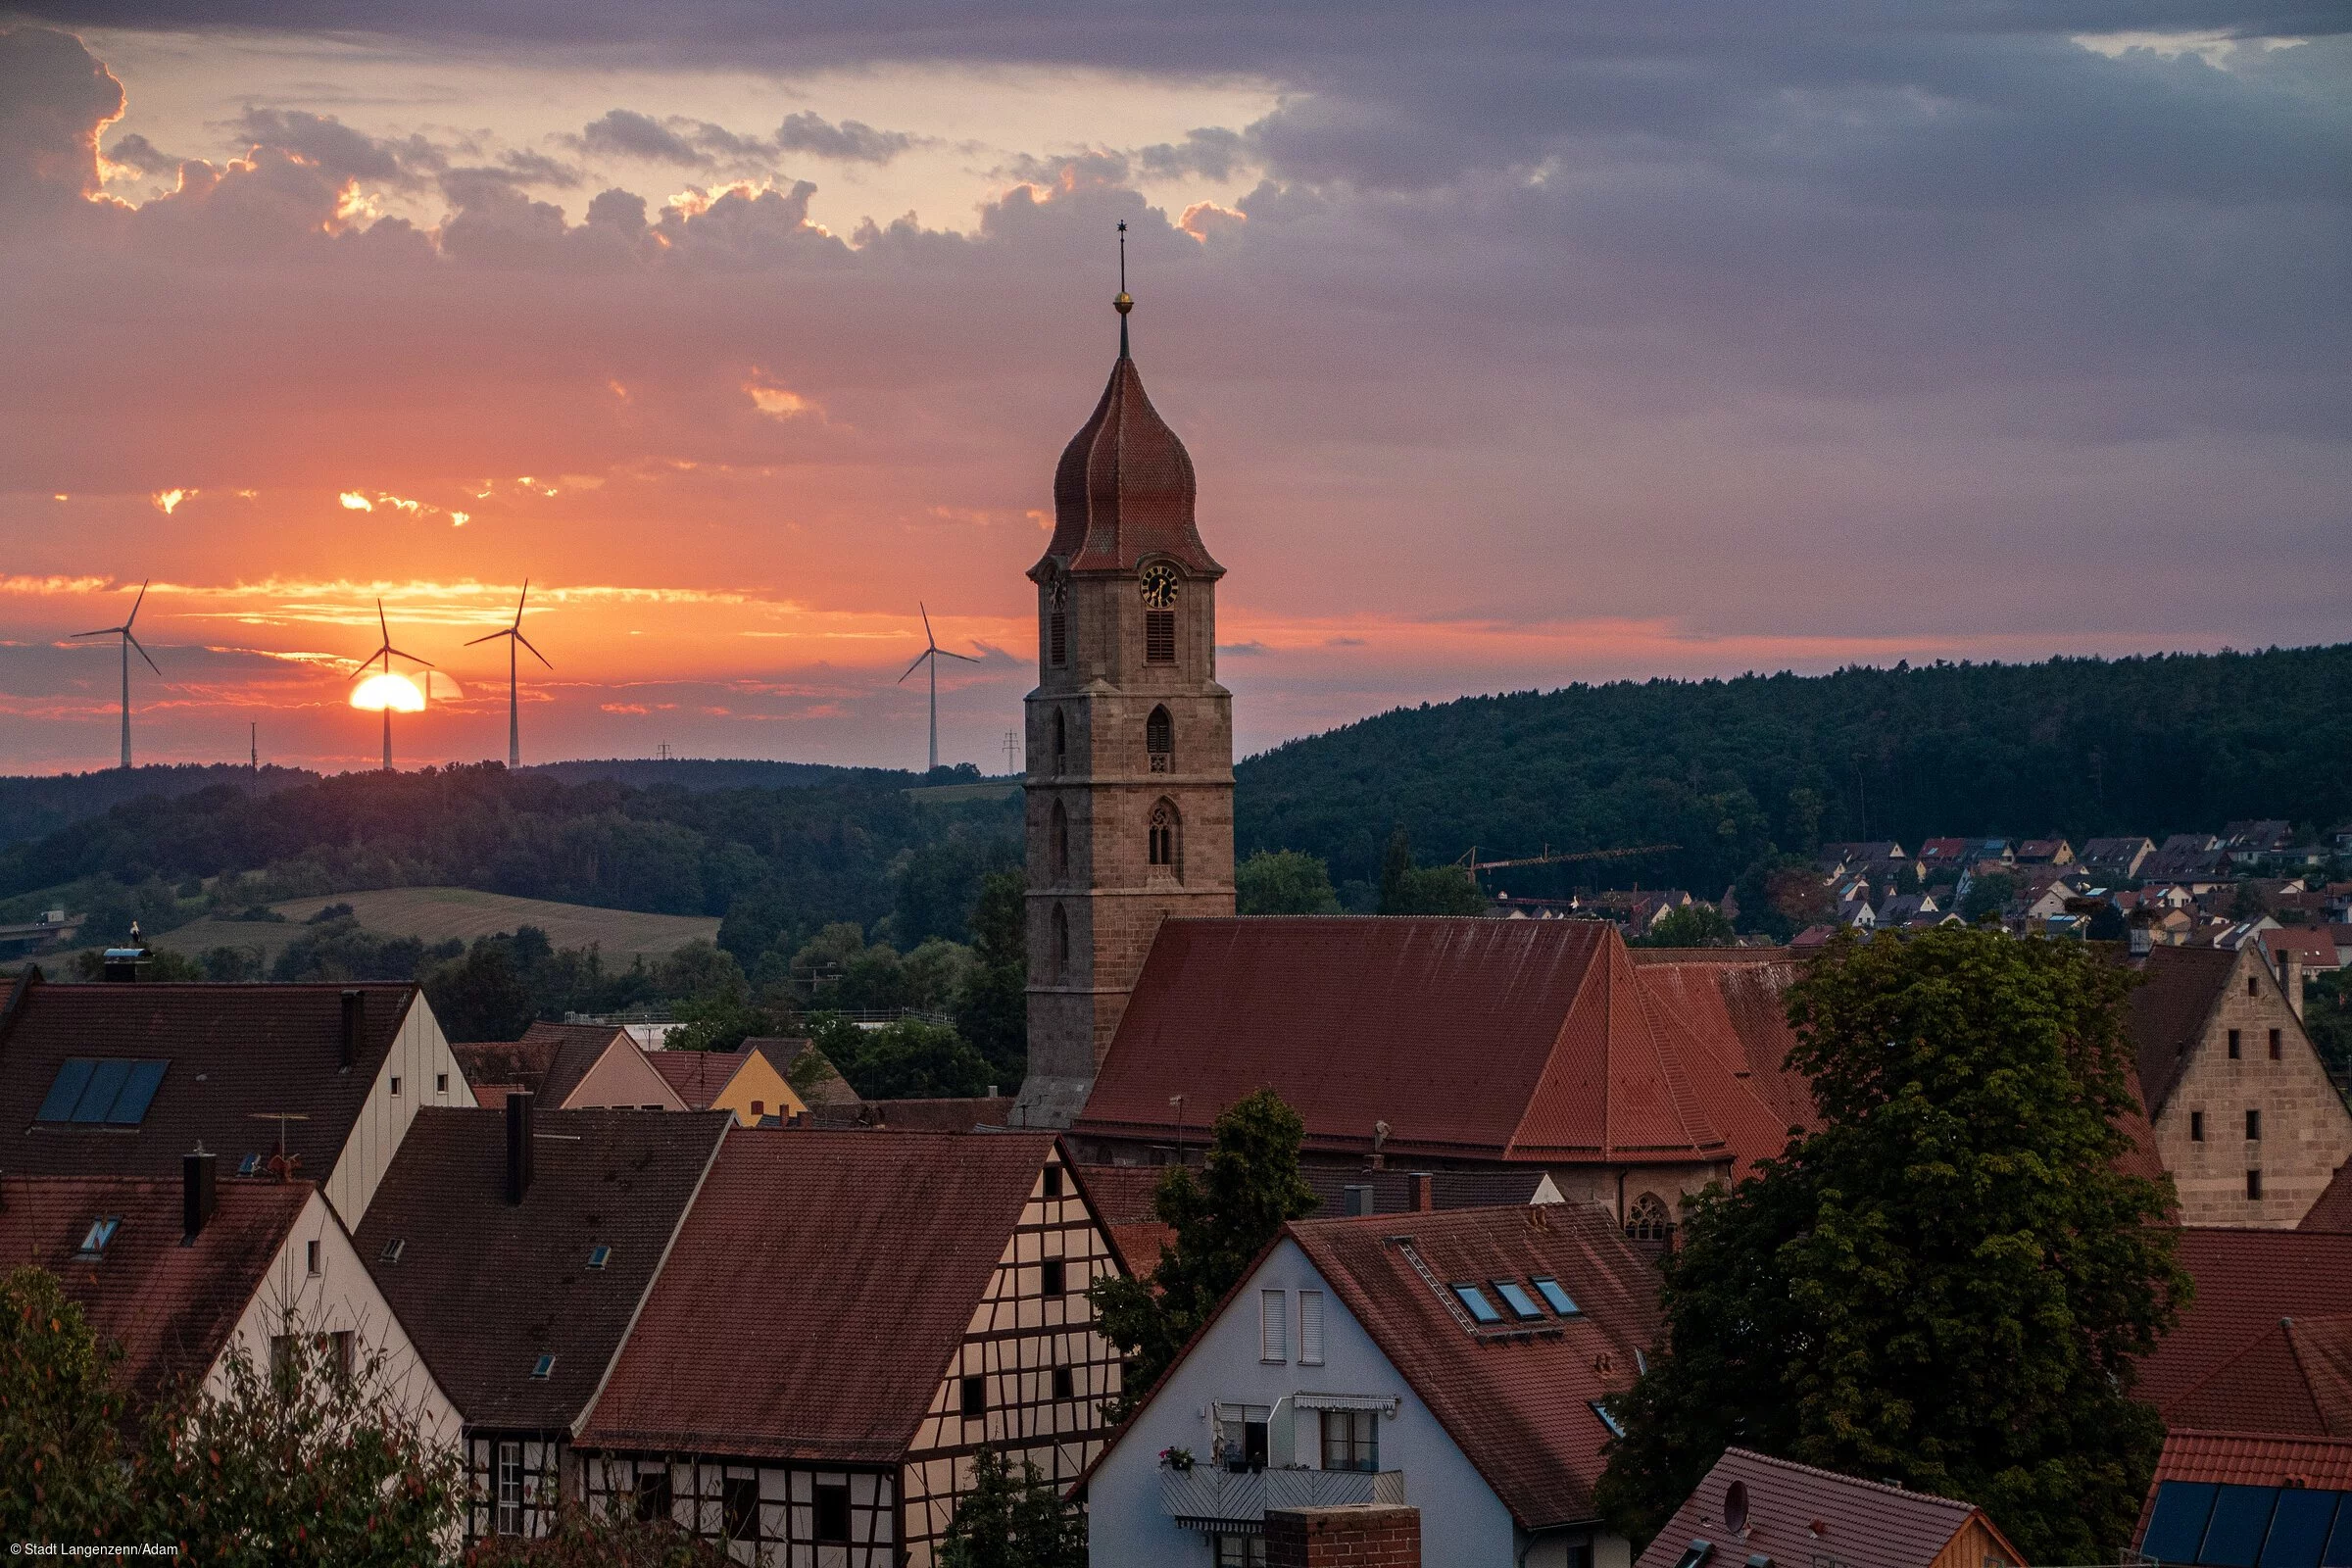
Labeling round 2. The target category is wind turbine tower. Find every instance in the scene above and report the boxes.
[73,580,161,770]
[897,603,978,773]
[349,599,433,770]
[466,580,550,767]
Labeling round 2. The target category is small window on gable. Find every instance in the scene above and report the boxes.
[1042,1164,1063,1198]
[1494,1280,1545,1320]
[390,1076,402,1098]
[531,1353,556,1379]
[2248,1109,2262,1141]
[1260,1289,1289,1360]
[813,1484,851,1544]
[436,1073,449,1095]
[2251,976,2260,998]
[78,1216,121,1257]
[1533,1276,1580,1315]
[1450,1284,1502,1324]
[2230,1029,2242,1059]
[379,1238,406,1265]
[2271,1028,2283,1059]
[2249,1169,2265,1200]
[1298,1289,1325,1366]
[1040,1257,1066,1297]
[306,1239,321,1276]
[588,1245,612,1270]
[1053,1365,1075,1400]
[2190,1110,2205,1143]
[960,1374,987,1418]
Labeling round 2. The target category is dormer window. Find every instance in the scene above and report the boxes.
[78,1216,121,1257]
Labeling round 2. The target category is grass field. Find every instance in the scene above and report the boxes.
[150,887,719,967]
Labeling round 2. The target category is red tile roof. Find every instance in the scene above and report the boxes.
[1626,949,1816,1173]
[0,1173,309,1402]
[2303,1160,2352,1233]
[353,1106,731,1432]
[581,1130,1064,1463]
[1078,919,1785,1167]
[455,1022,630,1107]
[2159,1313,2352,1438]
[869,1097,1013,1132]
[1038,347,1221,579]
[2132,1429,2352,1551]
[1634,1447,2019,1568]
[740,1038,861,1108]
[2135,1229,2352,1418]
[645,1048,744,1108]
[1284,1203,1664,1532]
[0,975,420,1187]
[2130,945,2239,1115]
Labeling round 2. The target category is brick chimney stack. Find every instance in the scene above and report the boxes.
[1266,1505,1420,1568]
[1406,1171,1435,1213]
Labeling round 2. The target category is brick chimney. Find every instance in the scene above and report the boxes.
[506,1091,535,1205]
[1266,1504,1420,1568]
[1406,1171,1435,1213]
[182,1149,216,1244]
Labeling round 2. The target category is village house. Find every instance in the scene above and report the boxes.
[1084,1203,1661,1568]
[1634,1448,2026,1568]
[1063,918,1814,1233]
[643,1036,858,1126]
[0,970,466,1224]
[2081,835,2156,879]
[0,1162,457,1443]
[2128,944,2352,1226]
[573,1132,1127,1566]
[455,1020,688,1111]
[355,1098,734,1542]
[2015,836,2075,865]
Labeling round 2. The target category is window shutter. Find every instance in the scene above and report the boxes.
[1299,1289,1325,1365]
[1260,1290,1287,1362]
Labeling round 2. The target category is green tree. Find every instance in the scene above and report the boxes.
[422,939,536,1044]
[1088,1089,1319,1411]
[1635,905,1737,947]
[1959,870,2016,923]
[955,869,1028,1082]
[136,1311,463,1561]
[1384,866,1489,915]
[1236,850,1342,915]
[1378,826,1413,911]
[0,1266,134,1541]
[939,1446,1086,1568]
[837,1017,995,1100]
[1592,928,2186,1560]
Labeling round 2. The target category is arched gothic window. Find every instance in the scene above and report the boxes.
[1051,904,1070,980]
[1146,706,1172,773]
[1052,709,1066,775]
[1148,798,1181,877]
[1625,1192,1674,1243]
[1051,800,1069,880]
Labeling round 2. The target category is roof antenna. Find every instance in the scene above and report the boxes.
[1114,220,1133,360]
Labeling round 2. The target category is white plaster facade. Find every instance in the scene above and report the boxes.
[326,992,470,1226]
[1087,1238,1630,1568]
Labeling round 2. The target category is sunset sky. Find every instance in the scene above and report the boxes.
[1,3,2346,776]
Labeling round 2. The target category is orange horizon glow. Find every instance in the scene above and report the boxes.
[350,671,425,712]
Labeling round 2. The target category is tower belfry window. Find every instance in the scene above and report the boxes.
[1052,904,1070,979]
[1145,612,1175,664]
[1050,612,1067,667]
[1052,709,1067,774]
[1147,706,1172,773]
[1051,800,1070,880]
[1149,799,1180,875]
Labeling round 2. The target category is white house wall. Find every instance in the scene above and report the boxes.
[212,1187,462,1450]
[1088,1238,1538,1568]
[328,993,468,1226]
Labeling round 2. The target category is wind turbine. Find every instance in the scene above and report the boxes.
[73,580,161,770]
[348,599,433,771]
[897,603,978,773]
[465,580,550,767]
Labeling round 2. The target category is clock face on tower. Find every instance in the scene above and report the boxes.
[1138,564,1180,609]
[1046,571,1068,608]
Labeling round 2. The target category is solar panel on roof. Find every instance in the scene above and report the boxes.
[2325,1498,2352,1566]
[36,1058,96,1122]
[2205,1486,2281,1566]
[2266,1489,2341,1567]
[74,1058,132,1122]
[109,1060,168,1125]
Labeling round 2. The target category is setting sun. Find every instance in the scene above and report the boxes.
[350,671,425,712]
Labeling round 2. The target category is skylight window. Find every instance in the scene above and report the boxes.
[530,1354,556,1379]
[78,1216,121,1256]
[1592,1401,1626,1438]
[379,1239,406,1265]
[1493,1280,1545,1320]
[587,1245,611,1270]
[35,1058,170,1125]
[1450,1284,1502,1324]
[1533,1276,1580,1315]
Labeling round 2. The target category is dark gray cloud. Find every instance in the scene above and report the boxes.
[1136,126,1248,180]
[773,110,913,164]
[574,107,708,166]
[228,105,443,186]
[103,129,186,175]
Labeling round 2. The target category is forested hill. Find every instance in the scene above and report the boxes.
[1232,644,2352,905]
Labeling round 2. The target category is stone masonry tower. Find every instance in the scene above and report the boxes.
[1010,284,1235,1128]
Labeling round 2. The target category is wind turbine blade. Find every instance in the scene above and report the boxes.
[938,649,981,663]
[898,649,932,684]
[72,627,124,639]
[125,633,161,677]
[385,647,435,667]
[514,579,529,626]
[378,599,390,641]
[464,629,511,647]
[920,602,939,652]
[515,632,552,669]
[125,579,150,629]
[349,644,392,679]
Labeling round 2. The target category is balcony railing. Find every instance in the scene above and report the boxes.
[1159,1464,1405,1528]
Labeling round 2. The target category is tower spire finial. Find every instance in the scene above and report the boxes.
[1113,220,1133,359]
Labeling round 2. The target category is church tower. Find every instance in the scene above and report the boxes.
[1010,279,1236,1129]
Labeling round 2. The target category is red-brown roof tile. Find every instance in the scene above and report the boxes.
[2159,1313,2352,1438]
[1038,348,1221,579]
[2133,1429,2352,1551]
[2303,1160,2352,1233]
[0,975,420,1188]
[1285,1203,1664,1532]
[2135,1229,2352,1416]
[1634,1447,2020,1568]
[353,1106,731,1432]
[455,1022,630,1106]
[645,1048,743,1109]
[0,1172,309,1403]
[1077,919,1745,1165]
[869,1097,1013,1132]
[582,1130,1063,1463]
[2130,945,2239,1115]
